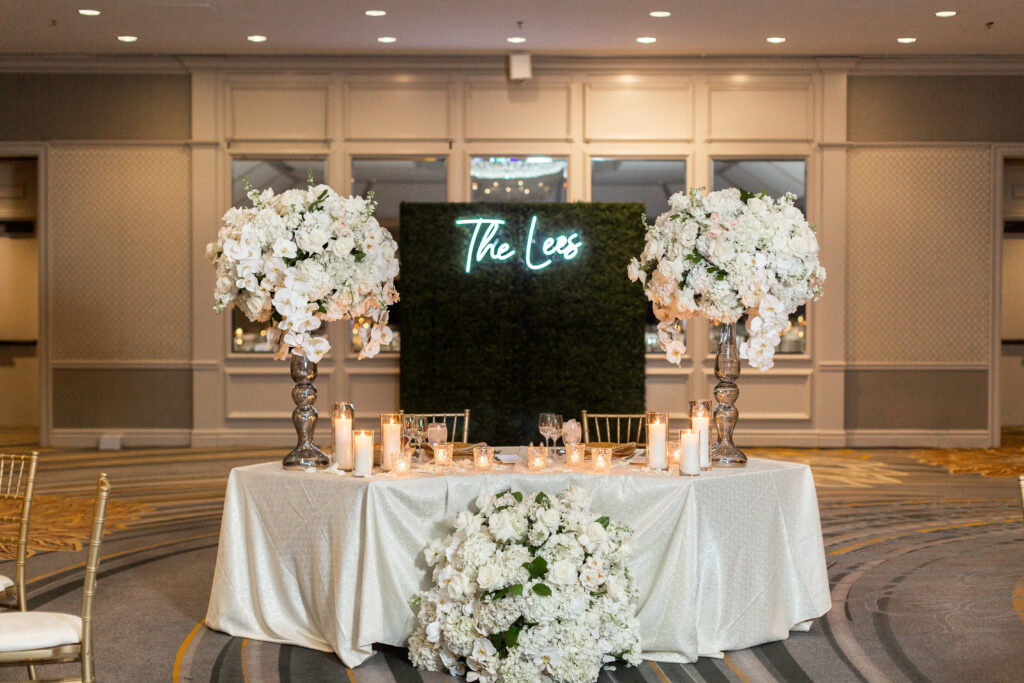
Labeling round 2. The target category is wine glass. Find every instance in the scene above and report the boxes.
[538,413,555,449]
[404,415,426,462]
[550,414,563,448]
[427,421,448,449]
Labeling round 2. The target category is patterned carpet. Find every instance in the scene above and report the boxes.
[1,430,1023,682]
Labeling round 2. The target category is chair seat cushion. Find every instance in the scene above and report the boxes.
[0,574,13,591]
[0,612,82,652]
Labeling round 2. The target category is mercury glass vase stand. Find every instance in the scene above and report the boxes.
[282,352,329,470]
[712,322,747,467]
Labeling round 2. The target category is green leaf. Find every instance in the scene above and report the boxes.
[508,583,523,596]
[534,491,550,507]
[596,516,610,529]
[522,556,548,580]
[532,583,552,596]
[504,625,521,649]
[511,491,523,502]
[353,250,366,263]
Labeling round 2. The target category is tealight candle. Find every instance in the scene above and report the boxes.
[393,448,412,475]
[474,445,494,472]
[527,445,547,472]
[646,411,668,470]
[668,440,680,467]
[433,442,454,468]
[690,400,712,471]
[331,402,354,470]
[353,429,374,477]
[679,429,700,476]
[380,413,401,472]
[565,443,585,468]
[592,447,612,473]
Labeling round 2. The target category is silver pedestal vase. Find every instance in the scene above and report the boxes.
[711,322,747,467]
[282,351,329,470]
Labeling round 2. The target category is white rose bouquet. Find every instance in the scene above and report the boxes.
[206,178,399,362]
[409,486,641,683]
[628,187,825,371]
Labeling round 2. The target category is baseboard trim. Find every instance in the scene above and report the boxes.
[845,429,991,448]
[733,429,848,448]
[50,428,192,449]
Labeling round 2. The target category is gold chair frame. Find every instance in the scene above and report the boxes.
[400,410,471,443]
[0,473,110,683]
[580,411,648,444]
[1,452,38,612]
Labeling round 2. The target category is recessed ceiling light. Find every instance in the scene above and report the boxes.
[506,36,526,44]
[247,35,267,43]
[377,36,397,43]
[117,35,138,43]
[78,9,101,16]
[897,37,917,43]
[364,10,387,17]
[649,11,671,18]
[766,36,786,43]
[636,36,657,44]
[935,10,957,18]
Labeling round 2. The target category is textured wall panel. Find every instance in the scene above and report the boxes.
[845,369,987,430]
[49,146,192,360]
[846,148,992,363]
[53,368,192,429]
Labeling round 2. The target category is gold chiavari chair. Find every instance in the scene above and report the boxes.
[581,411,648,444]
[0,473,111,683]
[1018,475,1024,521]
[0,452,38,612]
[401,410,471,442]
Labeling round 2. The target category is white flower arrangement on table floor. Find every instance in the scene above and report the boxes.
[628,187,826,371]
[206,178,399,362]
[408,486,641,683]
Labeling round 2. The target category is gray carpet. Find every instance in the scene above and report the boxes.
[1,438,1023,682]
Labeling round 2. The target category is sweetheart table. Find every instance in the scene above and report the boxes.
[205,456,831,667]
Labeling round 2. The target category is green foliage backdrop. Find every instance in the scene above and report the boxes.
[399,203,646,444]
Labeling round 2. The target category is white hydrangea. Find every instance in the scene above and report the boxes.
[408,487,641,682]
[629,187,825,371]
[206,182,399,362]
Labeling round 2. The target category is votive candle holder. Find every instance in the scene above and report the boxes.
[592,447,612,473]
[565,443,585,468]
[433,442,454,468]
[668,440,680,468]
[474,445,494,472]
[393,448,412,475]
[527,445,548,472]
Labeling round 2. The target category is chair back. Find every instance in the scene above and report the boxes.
[401,410,470,442]
[0,452,38,611]
[80,474,111,682]
[581,412,647,444]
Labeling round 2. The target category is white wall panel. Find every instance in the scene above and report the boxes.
[708,83,812,141]
[229,86,328,140]
[584,84,692,142]
[733,371,812,421]
[345,84,450,140]
[465,82,571,141]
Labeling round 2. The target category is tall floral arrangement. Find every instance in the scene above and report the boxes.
[628,187,825,370]
[206,179,399,362]
[408,486,641,683]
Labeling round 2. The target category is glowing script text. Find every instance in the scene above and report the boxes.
[455,216,582,273]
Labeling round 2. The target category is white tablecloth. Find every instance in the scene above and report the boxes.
[205,457,831,666]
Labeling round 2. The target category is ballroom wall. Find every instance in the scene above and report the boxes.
[1,57,1020,448]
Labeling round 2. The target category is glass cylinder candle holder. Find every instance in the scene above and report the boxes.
[565,443,585,468]
[527,445,548,472]
[592,447,613,473]
[668,440,680,468]
[332,402,354,470]
[433,442,454,468]
[379,413,402,472]
[473,445,494,472]
[646,411,668,470]
[393,448,412,475]
[690,400,712,471]
[679,428,700,476]
[353,429,374,477]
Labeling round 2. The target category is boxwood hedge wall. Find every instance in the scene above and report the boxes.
[399,202,646,445]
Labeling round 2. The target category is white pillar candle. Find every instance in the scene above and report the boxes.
[334,415,353,470]
[353,430,374,477]
[680,429,700,476]
[692,417,711,470]
[380,418,401,472]
[647,419,667,470]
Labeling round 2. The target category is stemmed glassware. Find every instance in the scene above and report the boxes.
[538,413,563,450]
[403,415,426,462]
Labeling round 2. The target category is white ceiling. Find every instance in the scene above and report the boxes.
[1,1,1022,57]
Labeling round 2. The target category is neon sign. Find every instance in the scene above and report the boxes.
[455,216,582,273]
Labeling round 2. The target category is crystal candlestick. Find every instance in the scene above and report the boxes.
[282,352,329,470]
[712,322,747,467]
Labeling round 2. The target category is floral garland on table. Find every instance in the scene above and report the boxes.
[408,486,641,683]
[205,178,399,362]
[628,187,826,371]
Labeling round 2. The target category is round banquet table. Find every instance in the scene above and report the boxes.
[205,456,831,667]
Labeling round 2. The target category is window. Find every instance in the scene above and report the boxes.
[710,159,808,354]
[350,157,448,354]
[592,158,688,353]
[470,157,567,203]
[228,159,327,354]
